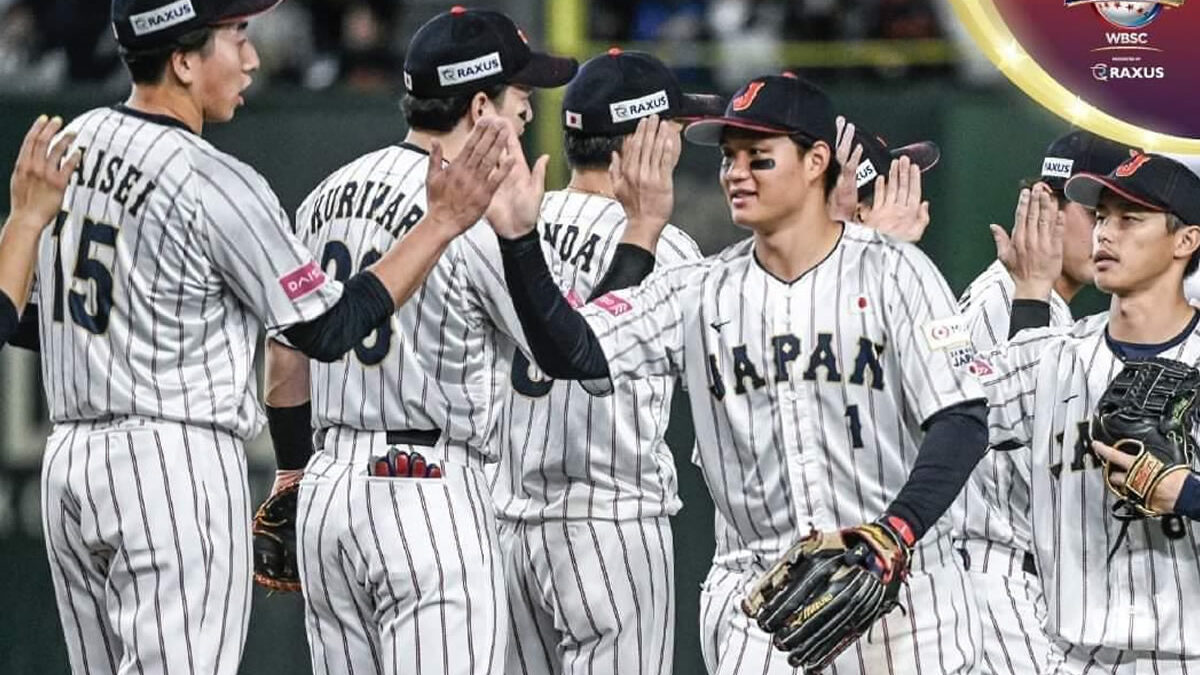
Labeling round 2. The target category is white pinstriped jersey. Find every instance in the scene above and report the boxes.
[294,142,529,465]
[488,190,702,522]
[577,223,986,569]
[953,260,1073,550]
[978,316,1200,654]
[35,106,342,439]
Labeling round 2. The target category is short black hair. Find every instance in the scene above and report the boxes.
[402,84,508,133]
[564,130,625,170]
[121,26,215,85]
[792,136,840,198]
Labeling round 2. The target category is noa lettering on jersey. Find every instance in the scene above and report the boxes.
[542,222,601,272]
[71,146,158,217]
[707,333,885,400]
[280,261,327,300]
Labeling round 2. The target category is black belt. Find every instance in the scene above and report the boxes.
[385,429,440,447]
[1022,551,1038,577]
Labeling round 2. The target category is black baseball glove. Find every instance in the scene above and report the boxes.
[252,483,301,593]
[1091,357,1200,519]
[741,517,914,672]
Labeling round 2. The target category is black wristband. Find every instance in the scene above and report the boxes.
[1176,473,1200,521]
[588,243,655,301]
[1009,299,1051,338]
[266,402,314,470]
[0,291,17,348]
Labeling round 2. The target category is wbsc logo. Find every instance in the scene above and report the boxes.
[1065,0,1184,29]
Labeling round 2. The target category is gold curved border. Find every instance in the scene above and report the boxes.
[948,0,1200,153]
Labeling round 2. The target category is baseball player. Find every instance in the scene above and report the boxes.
[486,49,719,675]
[32,2,513,673]
[485,73,991,674]
[826,116,938,244]
[0,116,80,349]
[953,130,1135,675]
[260,8,604,675]
[976,152,1200,672]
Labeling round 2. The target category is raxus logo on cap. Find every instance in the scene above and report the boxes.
[561,49,724,136]
[129,0,196,36]
[1035,129,1138,191]
[112,0,283,50]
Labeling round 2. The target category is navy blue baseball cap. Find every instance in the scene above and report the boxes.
[1066,153,1200,225]
[683,73,836,148]
[852,126,940,202]
[562,49,725,136]
[112,0,280,51]
[404,6,577,98]
[1037,130,1138,192]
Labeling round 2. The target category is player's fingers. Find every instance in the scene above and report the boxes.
[531,153,549,192]
[649,117,671,180]
[1012,188,1031,247]
[639,115,662,182]
[846,144,863,181]
[907,161,922,206]
[896,156,912,205]
[884,159,900,206]
[872,176,886,214]
[48,132,77,178]
[609,150,622,190]
[16,114,49,171]
[462,118,503,171]
[1092,440,1133,470]
[990,223,1013,262]
[427,140,445,181]
[484,152,517,193]
[659,120,682,175]
[624,117,648,180]
[31,115,63,174]
[918,200,930,228]
[839,119,856,165]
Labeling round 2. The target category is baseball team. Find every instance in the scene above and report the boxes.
[2,1,1199,674]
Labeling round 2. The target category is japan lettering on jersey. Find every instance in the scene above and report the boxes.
[575,223,985,568]
[953,259,1073,550]
[489,189,703,522]
[294,142,531,466]
[37,106,342,439]
[977,316,1200,654]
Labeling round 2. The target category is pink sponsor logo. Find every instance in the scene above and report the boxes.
[968,355,994,377]
[566,289,583,308]
[280,261,327,300]
[593,292,632,316]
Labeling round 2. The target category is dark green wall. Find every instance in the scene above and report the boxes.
[0,83,1108,674]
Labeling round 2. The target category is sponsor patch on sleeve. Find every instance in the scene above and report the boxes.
[280,261,327,301]
[922,316,971,351]
[967,355,994,377]
[593,292,632,316]
[566,289,583,309]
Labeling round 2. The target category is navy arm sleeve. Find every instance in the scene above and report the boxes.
[498,230,610,380]
[1009,299,1051,338]
[282,271,395,363]
[266,402,314,471]
[885,400,989,540]
[1176,474,1200,521]
[0,291,16,349]
[587,243,655,302]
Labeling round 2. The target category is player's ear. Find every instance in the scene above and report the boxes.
[1173,223,1200,264]
[170,49,198,86]
[804,141,832,183]
[469,90,494,126]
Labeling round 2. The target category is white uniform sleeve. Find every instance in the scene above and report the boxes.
[193,152,343,330]
[457,221,532,353]
[973,327,1069,448]
[578,263,694,381]
[882,243,986,422]
[958,263,1013,352]
[655,225,704,268]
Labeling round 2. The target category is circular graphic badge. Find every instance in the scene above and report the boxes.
[950,0,1200,152]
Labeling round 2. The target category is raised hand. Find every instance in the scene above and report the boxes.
[8,115,81,232]
[610,115,682,251]
[991,182,1061,300]
[486,117,550,239]
[863,156,930,243]
[425,117,515,236]
[828,115,864,222]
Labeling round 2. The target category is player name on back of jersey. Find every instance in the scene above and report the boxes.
[71,146,157,217]
[302,178,425,239]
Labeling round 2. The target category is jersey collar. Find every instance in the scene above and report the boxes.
[111,104,194,134]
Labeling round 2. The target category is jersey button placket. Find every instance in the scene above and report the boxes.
[778,284,826,530]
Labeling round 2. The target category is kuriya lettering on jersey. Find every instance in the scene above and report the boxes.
[978,316,1200,655]
[954,259,1073,551]
[293,142,531,466]
[36,106,343,439]
[488,189,702,522]
[575,223,985,569]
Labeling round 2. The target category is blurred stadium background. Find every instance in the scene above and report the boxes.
[0,0,1111,672]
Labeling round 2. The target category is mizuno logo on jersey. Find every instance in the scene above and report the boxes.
[280,261,327,300]
[706,332,885,400]
[437,52,503,86]
[130,0,195,36]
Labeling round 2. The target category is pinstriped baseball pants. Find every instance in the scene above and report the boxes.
[41,418,253,675]
[297,433,507,675]
[498,517,675,675]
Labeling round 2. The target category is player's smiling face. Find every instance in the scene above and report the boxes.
[719,131,824,230]
[193,22,259,123]
[1092,192,1191,295]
